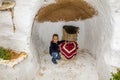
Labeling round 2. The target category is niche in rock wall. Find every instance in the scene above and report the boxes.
[0,0,16,32]
[0,47,28,67]
[62,25,79,42]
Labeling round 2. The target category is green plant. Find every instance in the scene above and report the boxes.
[110,69,120,80]
[0,47,11,60]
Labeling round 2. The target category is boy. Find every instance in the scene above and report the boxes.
[49,34,65,64]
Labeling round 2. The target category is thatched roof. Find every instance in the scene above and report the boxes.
[37,0,97,22]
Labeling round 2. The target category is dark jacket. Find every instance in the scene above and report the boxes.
[49,40,65,56]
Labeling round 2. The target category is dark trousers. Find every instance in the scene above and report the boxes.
[51,52,61,64]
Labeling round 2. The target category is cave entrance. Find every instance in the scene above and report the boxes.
[30,0,99,79]
[31,0,97,60]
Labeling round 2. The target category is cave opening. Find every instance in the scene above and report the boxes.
[31,0,100,80]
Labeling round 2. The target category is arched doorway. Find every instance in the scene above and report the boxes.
[30,0,104,80]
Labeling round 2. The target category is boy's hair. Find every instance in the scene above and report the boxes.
[52,34,59,38]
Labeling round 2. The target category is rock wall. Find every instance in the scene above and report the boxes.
[83,0,113,80]
[0,0,43,80]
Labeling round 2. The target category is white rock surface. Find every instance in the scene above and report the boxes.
[0,0,120,80]
[34,50,98,80]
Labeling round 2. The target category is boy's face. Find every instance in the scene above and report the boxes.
[52,36,59,43]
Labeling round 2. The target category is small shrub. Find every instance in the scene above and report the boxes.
[110,69,120,80]
[0,47,11,60]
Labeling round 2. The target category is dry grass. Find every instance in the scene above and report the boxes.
[0,47,27,60]
[37,0,97,22]
[8,49,27,60]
